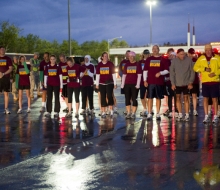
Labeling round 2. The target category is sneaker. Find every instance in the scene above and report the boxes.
[163,109,169,116]
[101,112,106,118]
[17,109,22,114]
[40,107,46,113]
[54,112,59,118]
[65,112,72,118]
[193,110,198,116]
[123,110,127,115]
[27,108,31,113]
[86,109,90,114]
[44,112,51,118]
[208,110,213,117]
[125,113,131,119]
[140,110,148,117]
[131,113,136,119]
[151,110,154,115]
[156,114,161,121]
[168,112,173,118]
[113,107,118,114]
[203,115,210,123]
[177,114,183,121]
[63,107,69,112]
[80,110,86,115]
[75,113,79,118]
[98,112,102,116]
[147,113,152,121]
[4,108,11,114]
[184,114,190,121]
[110,110,114,117]
[90,109,95,115]
[212,115,219,123]
[175,112,179,118]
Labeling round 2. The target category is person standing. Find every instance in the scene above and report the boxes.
[39,52,50,112]
[30,52,41,99]
[58,54,69,112]
[96,52,117,118]
[0,46,13,114]
[170,48,195,121]
[16,56,31,114]
[194,44,220,123]
[188,48,199,116]
[121,51,142,119]
[143,45,169,121]
[11,56,18,101]
[65,58,86,118]
[139,49,150,117]
[44,55,63,118]
[80,55,95,115]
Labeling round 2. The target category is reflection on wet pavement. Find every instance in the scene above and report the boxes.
[1,90,220,189]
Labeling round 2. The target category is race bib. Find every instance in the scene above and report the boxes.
[100,67,109,75]
[127,66,136,74]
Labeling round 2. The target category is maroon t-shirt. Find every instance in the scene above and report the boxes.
[192,57,199,84]
[66,64,86,88]
[96,61,115,84]
[123,61,142,85]
[17,64,31,86]
[59,62,68,84]
[0,56,12,78]
[81,64,95,87]
[139,59,146,86]
[119,59,129,75]
[44,64,62,86]
[144,56,168,85]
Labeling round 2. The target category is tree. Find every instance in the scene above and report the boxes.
[0,21,21,51]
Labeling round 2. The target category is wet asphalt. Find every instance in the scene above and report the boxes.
[0,82,220,190]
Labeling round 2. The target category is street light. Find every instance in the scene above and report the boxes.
[108,36,122,55]
[68,0,71,56]
[146,0,156,47]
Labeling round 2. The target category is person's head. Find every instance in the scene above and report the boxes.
[204,44,212,57]
[13,56,18,64]
[33,52,39,60]
[67,57,75,67]
[177,49,185,60]
[19,55,26,64]
[167,48,175,60]
[128,51,136,63]
[101,52,109,62]
[125,50,131,59]
[59,54,66,63]
[44,52,50,61]
[152,45,160,56]
[188,48,195,58]
[84,55,91,64]
[79,57,85,65]
[143,49,150,59]
[0,46,6,56]
[49,55,56,64]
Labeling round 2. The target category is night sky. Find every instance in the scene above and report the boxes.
[2,0,220,46]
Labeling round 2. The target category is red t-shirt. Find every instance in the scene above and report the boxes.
[0,56,12,78]
[144,56,168,85]
[123,61,142,85]
[17,64,31,86]
[192,57,199,84]
[44,64,62,86]
[81,64,95,87]
[66,64,85,88]
[96,61,115,84]
[119,59,129,74]
[59,62,68,84]
[139,59,147,85]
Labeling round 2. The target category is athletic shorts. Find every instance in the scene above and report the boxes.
[175,86,190,95]
[190,84,200,94]
[202,83,219,98]
[147,84,164,99]
[0,77,10,92]
[62,84,68,98]
[163,84,174,97]
[18,85,30,90]
[140,85,147,99]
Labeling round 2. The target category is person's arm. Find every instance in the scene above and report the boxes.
[189,60,195,84]
[59,74,63,89]
[193,57,206,73]
[136,74,142,89]
[112,73,116,86]
[96,74,100,87]
[121,74,126,89]
[143,71,148,81]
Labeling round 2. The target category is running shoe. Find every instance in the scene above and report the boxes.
[203,115,210,123]
[123,111,127,115]
[65,112,72,118]
[40,107,46,113]
[147,114,152,121]
[140,110,148,117]
[177,114,183,121]
[193,110,198,116]
[184,114,190,122]
[163,109,169,116]
[125,113,131,119]
[156,114,161,121]
[175,112,179,118]
[4,108,11,114]
[44,112,51,118]
[101,112,106,118]
[113,107,118,114]
[168,112,173,118]
[63,107,69,112]
[54,112,59,118]
[80,110,86,115]
[27,108,31,113]
[131,113,136,119]
[212,115,219,124]
[75,113,79,118]
[17,109,22,114]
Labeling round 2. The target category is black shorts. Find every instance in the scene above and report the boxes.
[190,84,200,94]
[140,85,147,99]
[202,83,219,98]
[62,84,68,98]
[147,84,164,99]
[121,88,125,94]
[175,86,190,95]
[163,84,174,96]
[0,77,11,92]
[18,85,30,90]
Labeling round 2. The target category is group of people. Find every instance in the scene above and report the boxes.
[0,44,220,124]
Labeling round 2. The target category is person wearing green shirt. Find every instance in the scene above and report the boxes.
[11,56,18,101]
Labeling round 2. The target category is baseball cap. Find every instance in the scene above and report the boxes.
[143,49,150,55]
[188,48,195,54]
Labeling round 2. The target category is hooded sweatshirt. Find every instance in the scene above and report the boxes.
[169,56,195,86]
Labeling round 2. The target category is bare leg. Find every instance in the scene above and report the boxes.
[203,97,208,115]
[18,90,23,109]
[4,92,9,109]
[192,93,197,111]
[212,98,218,115]
[176,94,182,113]
[26,90,31,108]
[184,95,189,114]
[148,99,153,113]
